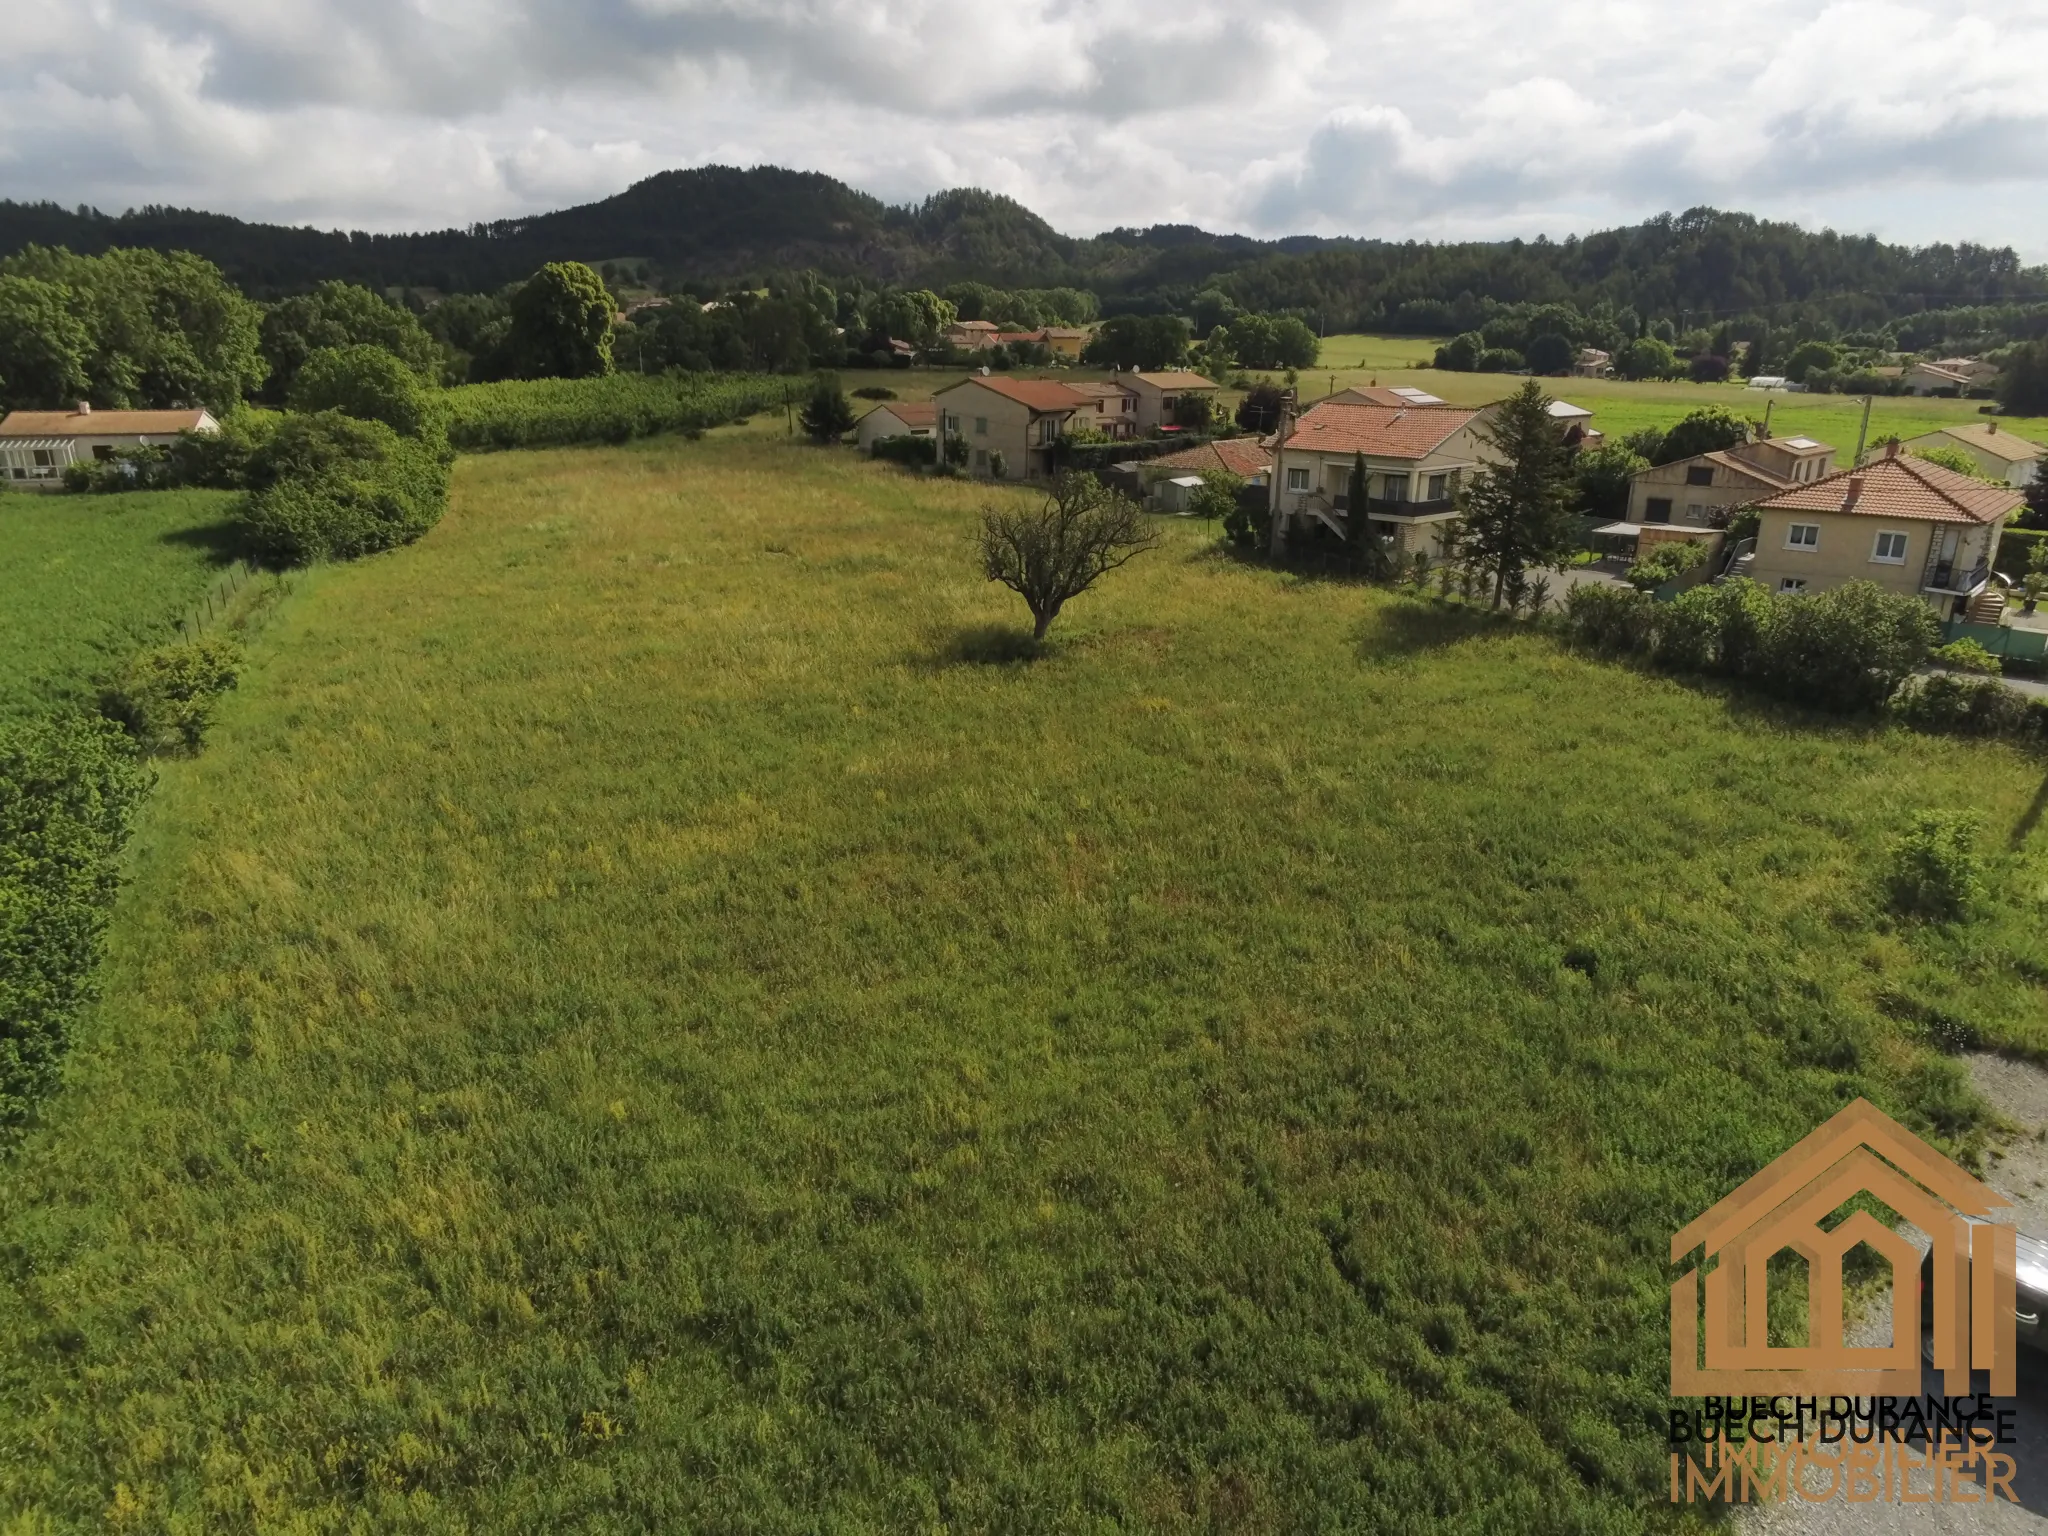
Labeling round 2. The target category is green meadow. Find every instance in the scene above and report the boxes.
[1,427,2045,1531]
[0,489,241,720]
[1306,334,2048,450]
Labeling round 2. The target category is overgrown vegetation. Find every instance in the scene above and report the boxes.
[1562,578,1949,717]
[0,714,147,1133]
[1886,811,1985,920]
[98,636,243,754]
[441,371,786,451]
[1,430,2041,1530]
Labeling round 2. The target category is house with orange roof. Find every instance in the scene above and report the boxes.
[933,375,1090,479]
[0,403,219,490]
[854,400,938,454]
[1119,370,1220,434]
[1271,401,1494,560]
[1744,443,2026,621]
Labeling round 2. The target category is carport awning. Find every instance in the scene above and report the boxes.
[1593,521,1643,537]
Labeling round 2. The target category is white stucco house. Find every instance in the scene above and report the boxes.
[0,404,219,489]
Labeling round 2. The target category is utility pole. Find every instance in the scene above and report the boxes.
[1852,394,1873,465]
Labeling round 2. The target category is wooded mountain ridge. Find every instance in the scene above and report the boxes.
[3,164,2044,333]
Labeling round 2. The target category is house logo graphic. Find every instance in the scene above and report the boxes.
[1672,1099,2016,1398]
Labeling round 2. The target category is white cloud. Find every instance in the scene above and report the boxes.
[0,0,2045,257]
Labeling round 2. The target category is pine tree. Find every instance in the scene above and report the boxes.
[1458,380,1579,608]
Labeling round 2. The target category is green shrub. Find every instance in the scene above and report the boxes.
[1758,580,1938,713]
[1885,810,1983,920]
[1655,577,1777,678]
[288,344,438,438]
[1910,445,1990,481]
[1891,673,2046,743]
[1930,638,2001,675]
[0,714,148,1132]
[870,434,937,466]
[238,411,450,564]
[61,445,176,494]
[1561,583,1656,653]
[1624,539,1706,592]
[99,636,242,754]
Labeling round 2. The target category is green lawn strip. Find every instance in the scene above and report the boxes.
[0,490,243,721]
[0,434,2041,1529]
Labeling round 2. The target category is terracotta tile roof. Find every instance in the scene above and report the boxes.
[1752,453,2025,526]
[862,401,936,429]
[1067,381,1135,399]
[1125,371,1217,391]
[950,320,1000,332]
[1150,438,1274,477]
[0,407,215,437]
[942,375,1090,413]
[1281,402,1481,459]
[1912,423,2042,463]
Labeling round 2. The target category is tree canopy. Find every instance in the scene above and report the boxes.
[505,262,616,381]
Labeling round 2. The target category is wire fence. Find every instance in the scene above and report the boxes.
[176,559,259,639]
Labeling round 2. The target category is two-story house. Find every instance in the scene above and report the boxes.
[1119,370,1220,434]
[1625,435,1835,530]
[933,376,1088,479]
[1744,444,2025,621]
[1270,402,1493,561]
[1066,381,1139,440]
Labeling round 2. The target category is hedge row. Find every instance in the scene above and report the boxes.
[1562,578,2048,744]
[0,715,149,1134]
[443,372,790,451]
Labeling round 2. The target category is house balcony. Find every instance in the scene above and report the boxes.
[1326,494,1459,519]
[1922,556,1991,597]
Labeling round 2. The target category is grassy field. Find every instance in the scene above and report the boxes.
[0,489,243,721]
[1306,334,2048,452]
[2,429,2045,1530]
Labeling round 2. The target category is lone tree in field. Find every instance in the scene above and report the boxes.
[978,472,1157,643]
[1458,379,1579,609]
[799,374,857,442]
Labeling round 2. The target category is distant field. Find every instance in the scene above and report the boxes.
[2,425,2042,1529]
[837,339,2048,458]
[0,489,242,720]
[1307,334,2048,451]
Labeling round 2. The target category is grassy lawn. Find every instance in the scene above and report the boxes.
[2,429,2044,1530]
[0,489,243,720]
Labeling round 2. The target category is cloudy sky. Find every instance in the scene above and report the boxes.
[4,0,2046,256]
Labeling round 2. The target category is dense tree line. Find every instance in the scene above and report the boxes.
[5,171,2043,349]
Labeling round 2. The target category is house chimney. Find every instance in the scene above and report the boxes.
[1844,475,1865,510]
[1884,438,1898,458]
[75,401,90,416]
[1989,419,1998,434]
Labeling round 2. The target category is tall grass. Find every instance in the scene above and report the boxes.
[0,490,242,720]
[443,371,793,451]
[0,430,2042,1529]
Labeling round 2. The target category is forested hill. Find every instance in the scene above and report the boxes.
[3,165,2044,330]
